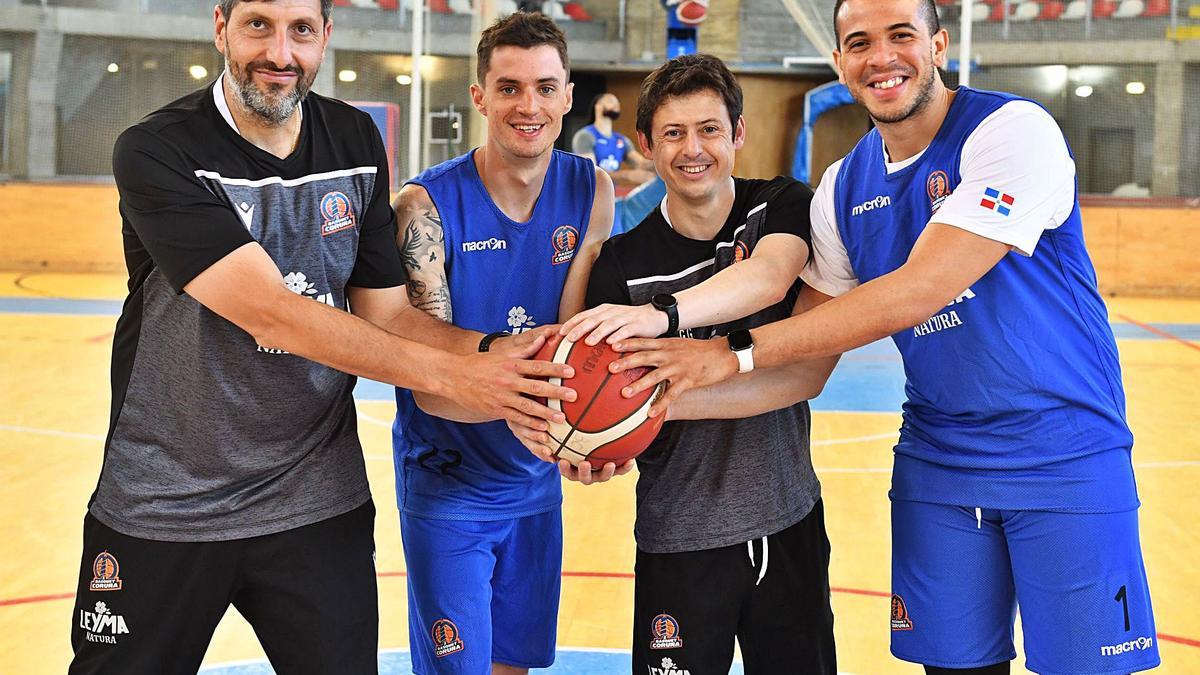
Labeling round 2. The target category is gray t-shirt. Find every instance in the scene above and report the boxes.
[97,83,405,542]
[585,176,820,554]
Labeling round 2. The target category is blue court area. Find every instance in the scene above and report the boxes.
[199,649,746,674]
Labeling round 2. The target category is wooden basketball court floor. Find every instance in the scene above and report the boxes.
[1,270,1196,674]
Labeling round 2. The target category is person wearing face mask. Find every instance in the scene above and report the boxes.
[573,92,663,235]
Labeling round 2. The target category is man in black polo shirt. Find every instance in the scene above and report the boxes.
[513,54,841,674]
[68,0,572,672]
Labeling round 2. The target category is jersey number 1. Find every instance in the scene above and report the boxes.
[1114,585,1130,632]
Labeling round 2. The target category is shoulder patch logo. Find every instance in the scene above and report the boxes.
[89,551,122,592]
[551,225,579,265]
[650,613,684,650]
[980,187,1015,217]
[431,618,465,657]
[891,594,914,631]
[927,170,951,213]
[320,191,356,236]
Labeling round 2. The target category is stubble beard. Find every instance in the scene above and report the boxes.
[224,49,313,126]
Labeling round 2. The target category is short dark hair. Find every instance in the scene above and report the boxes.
[636,54,743,147]
[476,12,570,85]
[219,0,333,25]
[833,0,940,45]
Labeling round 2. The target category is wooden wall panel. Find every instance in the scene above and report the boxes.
[3,191,1195,298]
[0,183,124,273]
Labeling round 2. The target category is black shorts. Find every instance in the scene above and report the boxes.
[632,499,835,675]
[68,500,378,675]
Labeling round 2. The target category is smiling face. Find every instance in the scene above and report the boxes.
[470,44,573,161]
[215,0,329,125]
[833,0,947,125]
[640,89,744,205]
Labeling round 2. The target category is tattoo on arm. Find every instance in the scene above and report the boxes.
[398,203,453,322]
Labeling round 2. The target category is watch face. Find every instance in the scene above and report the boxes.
[652,293,677,310]
[728,329,753,351]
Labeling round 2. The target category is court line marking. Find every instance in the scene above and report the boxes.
[0,424,104,441]
[1116,313,1200,353]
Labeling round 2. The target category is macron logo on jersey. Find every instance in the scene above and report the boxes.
[235,201,255,230]
[461,238,507,253]
[851,195,891,217]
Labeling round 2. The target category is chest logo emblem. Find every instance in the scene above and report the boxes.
[927,170,951,213]
[551,224,579,265]
[320,191,356,236]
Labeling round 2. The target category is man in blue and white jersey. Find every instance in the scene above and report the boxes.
[389,13,613,675]
[606,1,1160,674]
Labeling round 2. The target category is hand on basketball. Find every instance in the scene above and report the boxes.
[561,303,667,346]
[489,324,562,357]
[454,335,578,429]
[610,336,738,417]
[507,418,556,463]
[558,458,636,485]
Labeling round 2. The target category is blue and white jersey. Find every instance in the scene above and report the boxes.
[803,87,1135,512]
[582,124,630,173]
[393,149,596,519]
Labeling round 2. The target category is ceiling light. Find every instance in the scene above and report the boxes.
[338,69,357,83]
[1074,85,1093,98]
[1125,81,1145,95]
[107,62,119,73]
[396,74,413,85]
[188,65,208,80]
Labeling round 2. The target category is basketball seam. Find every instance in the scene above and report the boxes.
[554,370,615,460]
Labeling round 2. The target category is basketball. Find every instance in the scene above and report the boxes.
[534,333,666,467]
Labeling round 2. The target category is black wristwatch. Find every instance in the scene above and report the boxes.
[651,293,679,336]
[478,331,508,353]
[727,328,755,373]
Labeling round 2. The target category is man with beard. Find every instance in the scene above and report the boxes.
[68,0,575,672]
[388,12,613,675]
[599,1,1160,674]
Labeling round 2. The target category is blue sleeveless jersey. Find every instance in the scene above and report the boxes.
[833,88,1136,512]
[582,124,629,173]
[392,149,596,519]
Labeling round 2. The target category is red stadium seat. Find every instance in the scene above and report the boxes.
[563,2,593,21]
[1142,0,1171,16]
[1093,0,1118,16]
[428,0,453,13]
[1039,1,1066,19]
[377,0,399,10]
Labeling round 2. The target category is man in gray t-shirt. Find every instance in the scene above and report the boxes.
[514,56,842,674]
[69,0,573,671]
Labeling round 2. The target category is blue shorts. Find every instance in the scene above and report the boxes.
[890,501,1159,675]
[399,510,562,674]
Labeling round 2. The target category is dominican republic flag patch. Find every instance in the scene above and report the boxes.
[980,187,1015,216]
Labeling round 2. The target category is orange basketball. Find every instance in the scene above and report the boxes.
[534,333,665,467]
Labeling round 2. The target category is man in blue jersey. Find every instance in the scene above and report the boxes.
[572,92,655,181]
[600,1,1160,674]
[572,92,662,235]
[389,13,613,675]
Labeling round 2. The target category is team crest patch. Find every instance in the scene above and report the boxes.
[650,613,683,650]
[927,170,951,213]
[732,240,750,263]
[431,618,464,657]
[979,187,1015,217]
[89,551,122,592]
[320,191,356,236]
[551,225,579,265]
[890,594,914,631]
